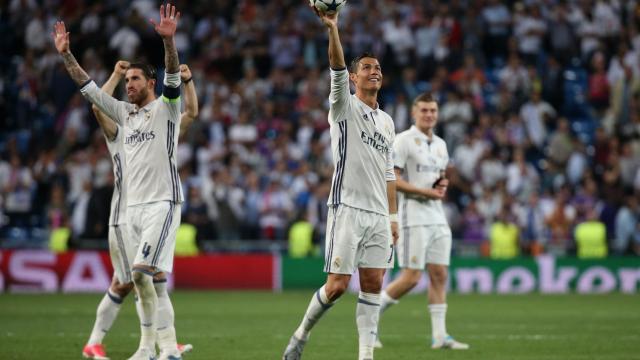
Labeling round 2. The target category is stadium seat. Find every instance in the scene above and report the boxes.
[175,223,199,256]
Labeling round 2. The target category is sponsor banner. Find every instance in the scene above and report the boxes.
[1,250,637,294]
[173,254,274,290]
[0,250,274,293]
[282,255,640,294]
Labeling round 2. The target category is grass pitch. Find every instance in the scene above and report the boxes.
[0,291,638,359]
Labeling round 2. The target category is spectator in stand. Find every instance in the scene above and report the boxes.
[482,0,511,63]
[520,90,556,150]
[513,3,547,66]
[183,185,216,243]
[614,196,640,255]
[545,188,576,250]
[506,148,539,202]
[259,177,293,240]
[439,89,473,151]
[2,154,35,227]
[588,52,611,113]
[461,200,485,245]
[548,3,577,66]
[499,54,530,99]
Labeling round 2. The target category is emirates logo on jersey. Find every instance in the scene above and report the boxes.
[125,129,156,145]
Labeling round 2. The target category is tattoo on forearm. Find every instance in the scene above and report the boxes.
[163,38,179,74]
[62,52,90,86]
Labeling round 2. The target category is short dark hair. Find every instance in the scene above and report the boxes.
[412,92,438,107]
[349,52,378,74]
[128,62,157,81]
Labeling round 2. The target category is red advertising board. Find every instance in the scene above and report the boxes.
[0,250,275,293]
[173,254,275,289]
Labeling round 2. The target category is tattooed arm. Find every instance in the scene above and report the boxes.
[52,21,128,123]
[151,3,181,74]
[52,21,90,86]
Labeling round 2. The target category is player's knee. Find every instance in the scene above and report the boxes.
[359,277,383,293]
[325,281,348,301]
[111,281,135,297]
[429,267,448,286]
[132,268,153,286]
[401,269,422,288]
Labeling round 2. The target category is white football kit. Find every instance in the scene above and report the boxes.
[324,68,396,274]
[81,73,183,273]
[104,124,136,284]
[393,126,452,267]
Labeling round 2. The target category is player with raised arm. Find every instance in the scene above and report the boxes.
[53,4,186,360]
[81,61,197,360]
[282,7,399,360]
[376,93,469,350]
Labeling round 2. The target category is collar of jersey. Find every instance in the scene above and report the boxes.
[411,125,435,143]
[131,101,154,114]
[353,94,380,112]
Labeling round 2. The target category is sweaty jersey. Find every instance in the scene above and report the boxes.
[326,68,396,215]
[105,124,127,226]
[80,73,183,206]
[394,126,449,227]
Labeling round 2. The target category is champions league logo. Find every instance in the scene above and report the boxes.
[125,129,156,145]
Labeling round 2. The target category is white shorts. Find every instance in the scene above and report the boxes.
[108,224,137,283]
[324,205,393,274]
[397,225,452,268]
[128,201,181,274]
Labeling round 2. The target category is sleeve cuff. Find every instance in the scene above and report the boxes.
[164,71,181,88]
[79,79,95,92]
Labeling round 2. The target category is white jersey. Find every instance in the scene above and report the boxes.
[327,69,396,215]
[394,126,449,227]
[105,124,127,226]
[80,74,183,206]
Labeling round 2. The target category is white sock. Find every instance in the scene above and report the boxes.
[294,285,334,341]
[133,270,157,350]
[87,291,123,345]
[429,303,448,340]
[356,291,380,360]
[154,280,178,353]
[379,290,399,314]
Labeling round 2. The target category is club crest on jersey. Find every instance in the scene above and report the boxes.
[125,129,156,145]
[363,113,369,121]
[333,256,342,270]
[414,138,421,146]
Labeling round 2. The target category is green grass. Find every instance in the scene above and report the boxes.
[0,291,639,359]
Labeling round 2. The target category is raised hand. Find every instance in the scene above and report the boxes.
[150,3,180,39]
[311,5,339,28]
[114,60,130,76]
[52,21,70,54]
[179,64,192,82]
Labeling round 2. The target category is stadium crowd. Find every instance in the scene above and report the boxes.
[1,0,639,256]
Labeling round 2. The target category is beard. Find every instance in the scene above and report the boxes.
[127,87,149,106]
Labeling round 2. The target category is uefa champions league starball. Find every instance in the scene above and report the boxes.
[310,0,347,14]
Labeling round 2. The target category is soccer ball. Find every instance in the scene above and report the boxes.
[310,0,347,14]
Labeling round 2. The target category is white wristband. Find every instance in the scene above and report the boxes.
[389,213,398,222]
